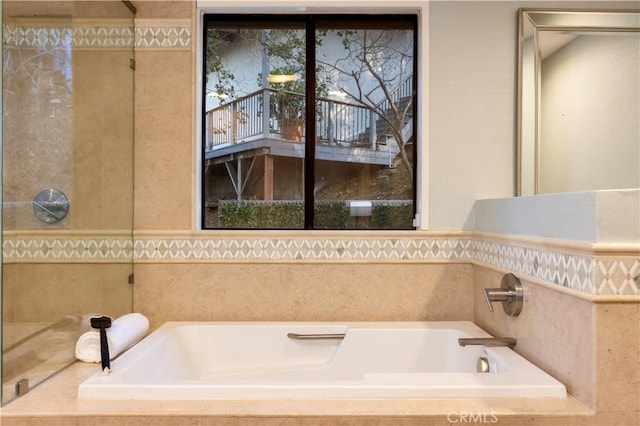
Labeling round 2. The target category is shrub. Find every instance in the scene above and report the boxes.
[218,200,413,229]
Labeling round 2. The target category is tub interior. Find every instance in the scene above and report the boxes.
[78,321,566,399]
[174,325,489,380]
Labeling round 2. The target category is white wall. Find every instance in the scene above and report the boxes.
[429,1,517,230]
[428,0,639,230]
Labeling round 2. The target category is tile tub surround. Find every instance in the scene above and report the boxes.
[4,230,638,296]
[4,229,638,298]
[133,262,474,327]
[2,263,132,323]
[130,230,638,297]
[474,267,597,408]
[474,266,640,414]
[3,230,638,325]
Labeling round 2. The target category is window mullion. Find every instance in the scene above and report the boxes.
[303,18,316,229]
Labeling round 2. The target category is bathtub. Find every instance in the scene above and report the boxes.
[78,321,566,399]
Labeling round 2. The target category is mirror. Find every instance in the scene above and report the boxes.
[516,9,640,195]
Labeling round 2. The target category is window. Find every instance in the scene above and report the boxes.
[202,15,417,229]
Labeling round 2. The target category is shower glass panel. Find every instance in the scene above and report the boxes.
[1,1,135,405]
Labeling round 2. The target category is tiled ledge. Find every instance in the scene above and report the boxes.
[3,230,637,297]
[0,362,595,425]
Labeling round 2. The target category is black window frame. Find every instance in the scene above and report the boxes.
[201,13,418,230]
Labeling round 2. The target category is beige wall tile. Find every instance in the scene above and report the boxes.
[134,50,193,230]
[73,50,134,230]
[133,263,474,328]
[2,264,17,322]
[134,50,193,144]
[133,0,193,19]
[473,266,597,408]
[595,303,640,413]
[3,264,132,323]
[71,1,135,18]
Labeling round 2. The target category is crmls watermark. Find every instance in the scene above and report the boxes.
[447,411,499,424]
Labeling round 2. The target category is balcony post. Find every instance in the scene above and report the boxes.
[263,89,270,138]
[264,155,274,201]
[369,110,377,149]
[328,101,334,145]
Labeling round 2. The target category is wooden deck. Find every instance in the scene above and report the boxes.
[204,134,398,167]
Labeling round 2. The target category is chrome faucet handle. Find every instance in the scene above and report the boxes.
[483,273,523,317]
[482,287,496,312]
[483,287,516,311]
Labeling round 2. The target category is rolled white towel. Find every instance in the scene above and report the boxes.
[75,313,149,363]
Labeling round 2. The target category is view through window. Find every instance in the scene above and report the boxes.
[202,15,417,229]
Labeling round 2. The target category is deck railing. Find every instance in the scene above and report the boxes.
[205,89,381,151]
[207,90,266,146]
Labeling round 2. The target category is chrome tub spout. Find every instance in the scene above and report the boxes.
[458,337,517,348]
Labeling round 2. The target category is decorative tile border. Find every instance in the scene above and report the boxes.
[74,25,134,48]
[3,21,135,49]
[131,234,638,296]
[2,233,638,296]
[133,237,474,262]
[595,257,639,296]
[3,24,71,48]
[134,20,191,49]
[3,236,132,262]
[3,19,191,50]
[473,239,595,294]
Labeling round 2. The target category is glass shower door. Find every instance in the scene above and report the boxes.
[1,1,135,405]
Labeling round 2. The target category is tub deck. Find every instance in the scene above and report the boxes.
[2,361,600,426]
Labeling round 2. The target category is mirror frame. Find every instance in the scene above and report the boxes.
[515,8,640,196]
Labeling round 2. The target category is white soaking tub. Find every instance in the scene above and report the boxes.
[78,321,566,399]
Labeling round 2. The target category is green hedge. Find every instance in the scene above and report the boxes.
[219,200,413,229]
[219,201,304,228]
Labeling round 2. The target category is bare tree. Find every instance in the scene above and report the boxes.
[317,29,414,178]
